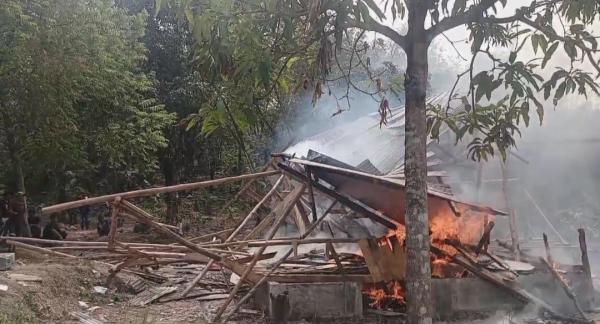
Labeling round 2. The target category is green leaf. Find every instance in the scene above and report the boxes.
[555,81,567,101]
[538,35,548,52]
[509,51,517,63]
[564,42,577,60]
[536,101,544,125]
[531,34,539,54]
[542,42,559,68]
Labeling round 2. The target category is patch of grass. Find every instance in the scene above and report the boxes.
[0,300,36,324]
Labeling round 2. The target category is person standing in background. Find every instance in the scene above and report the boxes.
[78,195,91,230]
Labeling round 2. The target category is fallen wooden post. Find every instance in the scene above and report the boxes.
[42,170,280,215]
[5,240,79,259]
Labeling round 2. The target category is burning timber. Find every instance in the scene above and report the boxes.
[4,103,597,323]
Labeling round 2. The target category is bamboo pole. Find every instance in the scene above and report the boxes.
[212,184,305,322]
[6,240,79,259]
[189,228,235,243]
[42,170,280,215]
[198,237,358,249]
[180,175,284,298]
[220,199,340,322]
[119,200,223,262]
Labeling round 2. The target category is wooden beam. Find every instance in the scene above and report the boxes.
[42,170,280,215]
[119,200,223,262]
[305,167,318,222]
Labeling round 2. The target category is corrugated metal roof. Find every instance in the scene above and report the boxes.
[286,93,448,176]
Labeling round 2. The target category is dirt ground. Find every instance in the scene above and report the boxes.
[2,226,598,323]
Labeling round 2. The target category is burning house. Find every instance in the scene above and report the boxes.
[26,97,597,323]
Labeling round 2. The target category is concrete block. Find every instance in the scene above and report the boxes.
[255,281,363,321]
[0,253,15,271]
[432,278,519,318]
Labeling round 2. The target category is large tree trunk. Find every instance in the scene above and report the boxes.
[2,110,31,238]
[403,2,432,323]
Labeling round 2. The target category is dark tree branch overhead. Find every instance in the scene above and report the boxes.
[427,0,501,42]
[346,17,406,50]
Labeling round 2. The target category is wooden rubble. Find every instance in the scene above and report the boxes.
[0,157,595,323]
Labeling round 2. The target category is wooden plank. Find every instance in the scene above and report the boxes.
[359,236,406,281]
[129,286,177,306]
[42,170,280,215]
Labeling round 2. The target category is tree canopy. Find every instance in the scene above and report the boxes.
[0,0,174,199]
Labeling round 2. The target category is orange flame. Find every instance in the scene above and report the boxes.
[364,281,405,309]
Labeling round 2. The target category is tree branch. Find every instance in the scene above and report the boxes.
[345,17,406,50]
[427,0,501,42]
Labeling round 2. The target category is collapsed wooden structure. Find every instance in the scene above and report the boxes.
[1,101,596,323]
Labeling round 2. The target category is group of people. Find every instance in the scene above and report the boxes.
[0,191,101,241]
[1,190,122,241]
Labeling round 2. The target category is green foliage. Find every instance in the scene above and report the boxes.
[0,0,173,197]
